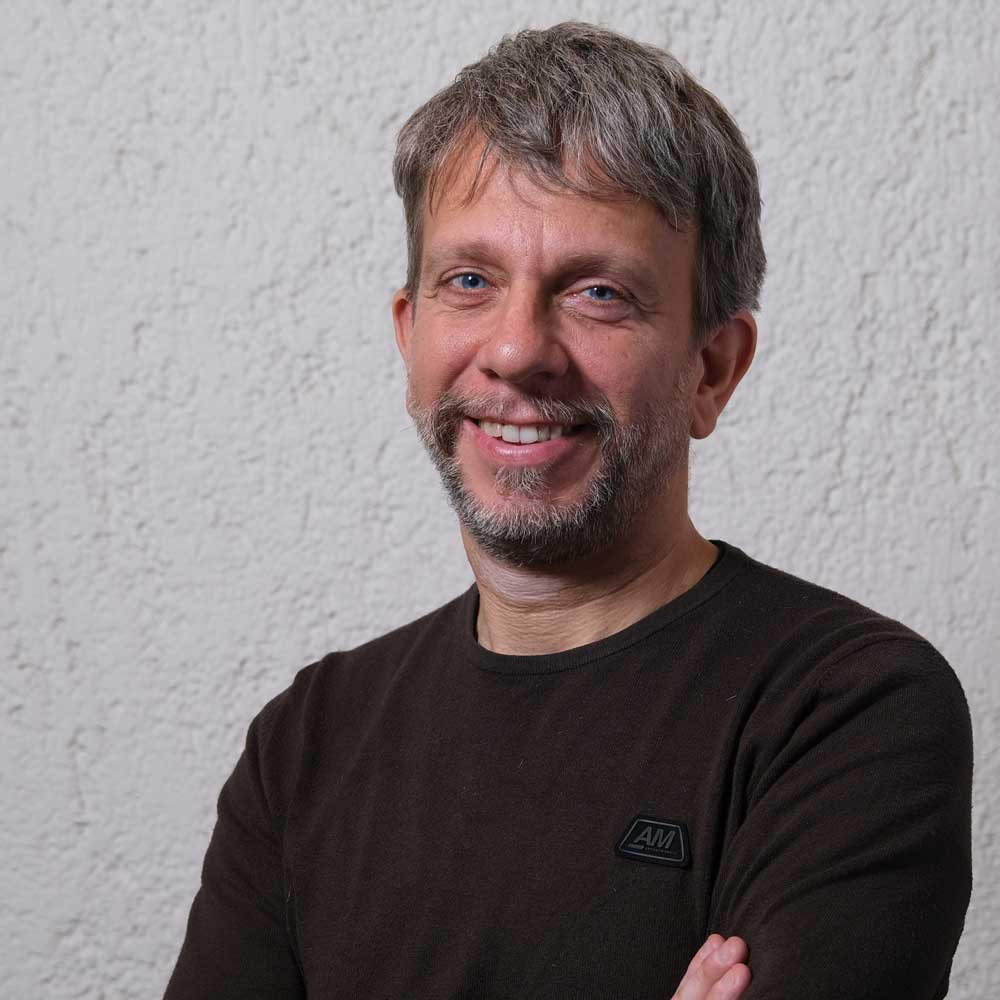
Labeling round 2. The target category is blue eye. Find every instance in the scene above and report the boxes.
[584,285,619,301]
[453,273,487,290]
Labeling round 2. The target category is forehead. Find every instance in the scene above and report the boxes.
[420,141,695,282]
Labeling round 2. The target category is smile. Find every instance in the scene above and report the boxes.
[474,419,583,444]
[464,417,592,467]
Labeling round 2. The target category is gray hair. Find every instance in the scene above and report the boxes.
[392,21,765,342]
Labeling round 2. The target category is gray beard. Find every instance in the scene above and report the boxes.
[408,382,691,568]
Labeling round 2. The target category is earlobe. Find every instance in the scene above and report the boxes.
[392,287,414,365]
[689,311,757,440]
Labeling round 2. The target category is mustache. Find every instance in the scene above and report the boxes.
[419,389,619,451]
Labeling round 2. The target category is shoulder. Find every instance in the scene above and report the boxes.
[244,588,473,815]
[711,550,973,849]
[723,543,959,675]
[717,543,970,740]
[262,586,472,733]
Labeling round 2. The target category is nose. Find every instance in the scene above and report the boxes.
[474,284,570,387]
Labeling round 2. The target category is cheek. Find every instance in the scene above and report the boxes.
[572,338,665,409]
[407,320,483,395]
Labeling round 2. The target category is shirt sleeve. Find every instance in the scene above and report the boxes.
[164,699,306,999]
[707,638,973,1000]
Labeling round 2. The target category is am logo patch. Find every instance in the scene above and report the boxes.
[616,816,691,868]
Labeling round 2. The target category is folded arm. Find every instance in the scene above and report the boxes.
[707,640,972,1000]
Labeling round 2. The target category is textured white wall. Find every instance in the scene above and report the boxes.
[3,1,997,996]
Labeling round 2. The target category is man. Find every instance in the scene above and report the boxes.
[165,22,972,999]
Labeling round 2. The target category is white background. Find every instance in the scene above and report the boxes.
[3,1,997,995]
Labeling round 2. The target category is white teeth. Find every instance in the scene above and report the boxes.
[476,420,573,443]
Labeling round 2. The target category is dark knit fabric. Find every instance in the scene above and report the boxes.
[165,541,972,999]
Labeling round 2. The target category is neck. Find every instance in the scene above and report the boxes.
[464,505,718,656]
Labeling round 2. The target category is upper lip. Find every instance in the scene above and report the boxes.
[466,414,582,427]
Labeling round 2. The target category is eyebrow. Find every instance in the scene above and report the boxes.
[553,251,663,303]
[421,242,664,303]
[420,240,498,280]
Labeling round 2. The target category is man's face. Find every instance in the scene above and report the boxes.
[393,147,701,567]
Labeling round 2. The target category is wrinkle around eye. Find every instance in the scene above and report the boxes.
[565,283,635,315]
[432,271,497,308]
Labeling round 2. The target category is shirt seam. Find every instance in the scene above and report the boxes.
[815,634,948,697]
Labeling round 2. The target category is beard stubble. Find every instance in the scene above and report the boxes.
[408,368,694,567]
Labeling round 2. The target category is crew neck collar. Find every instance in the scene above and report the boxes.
[460,539,748,676]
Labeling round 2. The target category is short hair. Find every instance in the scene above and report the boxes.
[392,21,765,343]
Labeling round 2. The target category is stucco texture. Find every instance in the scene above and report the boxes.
[2,1,997,996]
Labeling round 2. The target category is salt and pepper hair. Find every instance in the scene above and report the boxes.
[392,21,765,343]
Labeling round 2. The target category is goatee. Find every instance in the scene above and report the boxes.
[408,380,691,568]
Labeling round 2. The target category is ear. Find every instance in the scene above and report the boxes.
[392,287,414,366]
[690,310,757,439]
